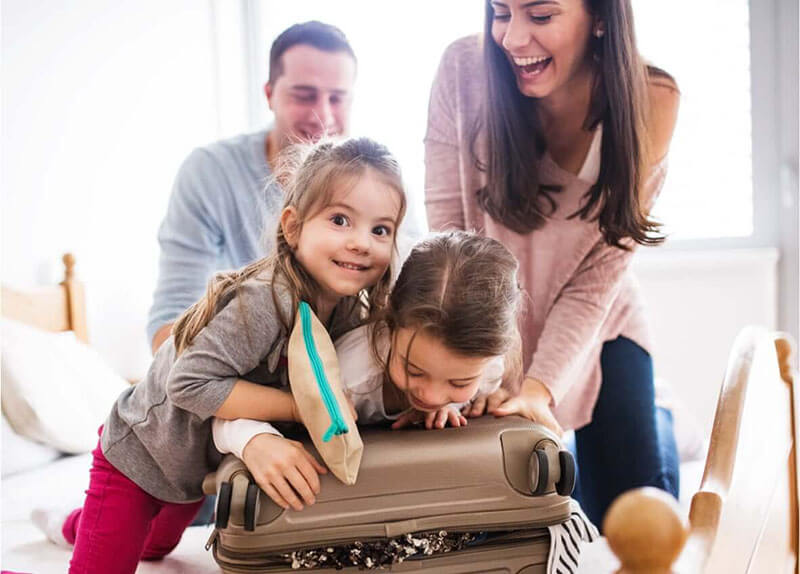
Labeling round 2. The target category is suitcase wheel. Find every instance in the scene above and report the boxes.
[529,448,550,496]
[244,482,260,532]
[556,450,576,496]
[215,481,232,529]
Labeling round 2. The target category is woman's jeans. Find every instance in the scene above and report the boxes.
[566,336,680,530]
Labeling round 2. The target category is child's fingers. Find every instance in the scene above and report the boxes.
[296,457,322,495]
[262,482,290,510]
[285,467,316,506]
[272,476,305,511]
[435,408,449,429]
[302,450,328,475]
[468,395,488,417]
[447,409,465,427]
[391,410,415,429]
[424,411,437,430]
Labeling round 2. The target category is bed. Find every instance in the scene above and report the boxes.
[1,255,796,573]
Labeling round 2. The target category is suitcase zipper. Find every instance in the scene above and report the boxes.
[205,528,219,551]
[299,301,348,442]
[211,528,550,571]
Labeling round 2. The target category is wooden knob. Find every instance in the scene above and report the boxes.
[603,487,687,574]
[62,253,76,279]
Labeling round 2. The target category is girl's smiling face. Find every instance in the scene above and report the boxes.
[387,328,497,412]
[489,0,595,102]
[283,168,403,317]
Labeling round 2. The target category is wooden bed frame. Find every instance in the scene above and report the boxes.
[603,327,799,573]
[1,253,88,343]
[2,255,797,573]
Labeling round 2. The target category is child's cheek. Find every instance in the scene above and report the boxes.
[454,385,480,404]
[387,362,406,391]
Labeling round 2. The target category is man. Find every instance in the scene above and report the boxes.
[147,21,357,353]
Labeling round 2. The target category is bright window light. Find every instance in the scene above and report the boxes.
[633,0,753,240]
[254,1,753,240]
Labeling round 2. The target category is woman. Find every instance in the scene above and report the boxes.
[424,0,680,528]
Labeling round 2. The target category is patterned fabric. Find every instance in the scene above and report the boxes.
[546,501,600,574]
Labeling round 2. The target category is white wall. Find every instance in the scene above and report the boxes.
[635,248,779,433]
[2,1,224,379]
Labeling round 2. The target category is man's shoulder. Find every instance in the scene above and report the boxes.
[192,129,268,168]
[174,129,270,194]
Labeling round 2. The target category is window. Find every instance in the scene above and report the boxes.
[250,1,754,240]
[633,0,753,240]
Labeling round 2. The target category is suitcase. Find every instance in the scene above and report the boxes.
[203,415,577,573]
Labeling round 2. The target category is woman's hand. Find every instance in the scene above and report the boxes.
[461,388,512,418]
[241,433,328,511]
[391,406,468,430]
[491,377,564,436]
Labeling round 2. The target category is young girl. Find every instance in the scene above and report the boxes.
[213,231,523,510]
[33,137,407,574]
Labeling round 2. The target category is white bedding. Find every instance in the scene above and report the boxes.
[2,452,705,573]
[1,453,219,573]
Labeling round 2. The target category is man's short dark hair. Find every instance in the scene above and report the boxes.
[268,21,356,85]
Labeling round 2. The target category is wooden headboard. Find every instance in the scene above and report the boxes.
[1,253,88,343]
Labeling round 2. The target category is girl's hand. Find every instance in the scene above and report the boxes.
[391,406,468,430]
[491,377,564,437]
[241,433,328,511]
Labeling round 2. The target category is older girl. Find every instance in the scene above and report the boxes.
[35,138,406,574]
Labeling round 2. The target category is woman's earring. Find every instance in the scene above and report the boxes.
[594,27,605,38]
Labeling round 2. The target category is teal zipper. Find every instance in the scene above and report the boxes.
[299,302,348,442]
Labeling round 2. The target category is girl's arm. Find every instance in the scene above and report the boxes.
[214,380,298,421]
[212,417,283,459]
[166,278,293,421]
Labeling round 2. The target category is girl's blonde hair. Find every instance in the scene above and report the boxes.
[173,137,407,355]
[372,230,523,388]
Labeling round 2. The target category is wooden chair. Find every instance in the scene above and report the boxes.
[1,253,88,342]
[603,327,798,573]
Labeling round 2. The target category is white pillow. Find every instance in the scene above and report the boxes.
[1,414,61,476]
[1,318,130,453]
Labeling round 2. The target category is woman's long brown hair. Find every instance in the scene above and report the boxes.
[475,0,676,248]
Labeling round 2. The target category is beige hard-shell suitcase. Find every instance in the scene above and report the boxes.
[203,416,576,572]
